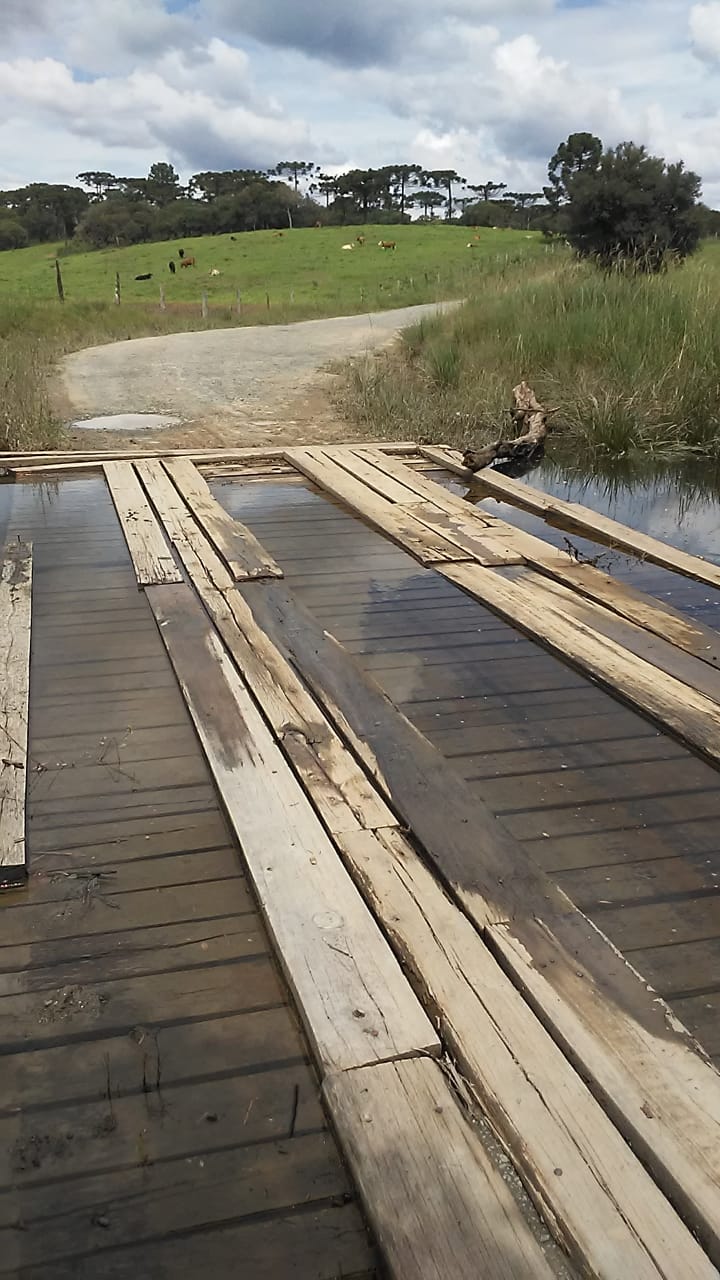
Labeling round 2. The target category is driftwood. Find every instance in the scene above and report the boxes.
[463,382,556,473]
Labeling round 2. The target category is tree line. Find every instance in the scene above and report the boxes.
[1,139,718,262]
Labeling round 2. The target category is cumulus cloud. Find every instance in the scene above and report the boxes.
[208,0,554,66]
[690,1,720,62]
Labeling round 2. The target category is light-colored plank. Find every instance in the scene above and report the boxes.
[492,914,720,1268]
[145,580,438,1074]
[137,460,394,834]
[103,461,182,586]
[422,445,720,590]
[0,542,32,885]
[162,456,282,581]
[329,447,524,565]
[1,442,418,474]
[504,565,720,703]
[441,560,720,768]
[324,1056,555,1280]
[335,826,719,1279]
[285,447,469,564]
[367,448,720,670]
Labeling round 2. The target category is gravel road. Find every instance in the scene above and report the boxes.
[61,302,458,448]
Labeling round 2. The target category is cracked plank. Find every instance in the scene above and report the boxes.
[145,579,438,1074]
[1,542,32,885]
[162,456,282,581]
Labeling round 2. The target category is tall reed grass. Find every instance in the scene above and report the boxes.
[337,247,720,459]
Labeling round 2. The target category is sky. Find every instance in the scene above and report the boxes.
[2,0,720,204]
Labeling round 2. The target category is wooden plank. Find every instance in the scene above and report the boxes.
[2,441,418,475]
[490,914,720,1267]
[441,561,720,769]
[285,447,469,565]
[0,542,32,886]
[237,581,569,927]
[325,1057,555,1280]
[103,461,182,587]
[137,459,394,835]
[145,580,439,1074]
[422,444,720,590]
[370,447,720,671]
[162,456,283,581]
[234,578,720,1264]
[335,826,717,1279]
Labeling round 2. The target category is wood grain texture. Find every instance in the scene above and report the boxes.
[422,444,720,590]
[162,456,282,581]
[336,826,719,1280]
[145,580,439,1074]
[0,542,32,884]
[442,561,720,769]
[103,461,182,586]
[324,1057,555,1280]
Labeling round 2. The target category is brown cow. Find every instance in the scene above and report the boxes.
[378,240,396,250]
[180,256,196,268]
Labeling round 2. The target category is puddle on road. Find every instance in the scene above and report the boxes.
[71,413,181,432]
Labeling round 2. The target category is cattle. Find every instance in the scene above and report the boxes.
[178,248,185,258]
[168,260,176,274]
[230,235,237,240]
[180,256,196,268]
[378,240,396,250]
[341,243,354,250]
[273,231,284,238]
[135,272,153,280]
[208,268,221,276]
[356,234,365,246]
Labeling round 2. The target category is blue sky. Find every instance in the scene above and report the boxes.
[1,0,720,204]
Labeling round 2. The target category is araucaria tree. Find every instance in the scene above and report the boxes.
[562,140,703,271]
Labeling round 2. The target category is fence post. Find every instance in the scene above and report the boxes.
[201,290,208,320]
[236,290,242,317]
[55,259,65,303]
[159,285,166,311]
[266,292,270,311]
[114,272,121,306]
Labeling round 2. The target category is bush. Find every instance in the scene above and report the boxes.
[0,218,28,251]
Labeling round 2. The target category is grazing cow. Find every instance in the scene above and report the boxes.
[273,231,284,238]
[466,243,478,249]
[230,235,237,240]
[178,248,185,258]
[378,240,396,250]
[356,234,365,246]
[168,260,176,274]
[180,256,196,268]
[209,268,221,276]
[341,243,354,250]
[135,272,152,280]
[314,221,322,228]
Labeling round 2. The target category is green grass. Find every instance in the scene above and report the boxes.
[0,223,544,450]
[337,241,720,460]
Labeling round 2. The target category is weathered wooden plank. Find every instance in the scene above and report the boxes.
[335,826,718,1279]
[325,1057,555,1280]
[422,444,720,590]
[103,461,182,587]
[2,441,417,475]
[0,542,32,886]
[162,456,283,581]
[138,460,394,835]
[145,580,439,1074]
[370,447,720,670]
[441,561,720,769]
[285,447,469,564]
[490,914,720,1266]
[236,578,720,1263]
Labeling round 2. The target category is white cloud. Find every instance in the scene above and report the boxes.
[690,2,720,62]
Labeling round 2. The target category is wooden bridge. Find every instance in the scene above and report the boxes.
[1,442,719,1279]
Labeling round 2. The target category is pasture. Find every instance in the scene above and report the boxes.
[0,223,543,314]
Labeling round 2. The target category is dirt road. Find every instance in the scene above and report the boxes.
[61,302,457,449]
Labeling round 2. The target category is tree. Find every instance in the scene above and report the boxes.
[408,189,447,220]
[315,173,338,208]
[388,164,423,219]
[504,191,544,228]
[76,171,118,199]
[565,142,703,271]
[469,180,507,204]
[545,132,603,209]
[271,161,317,192]
[0,217,28,251]
[145,162,182,206]
[425,169,466,220]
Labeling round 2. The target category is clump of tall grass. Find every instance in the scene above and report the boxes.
[337,246,720,459]
[0,329,60,451]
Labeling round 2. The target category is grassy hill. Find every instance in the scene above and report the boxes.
[0,223,543,315]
